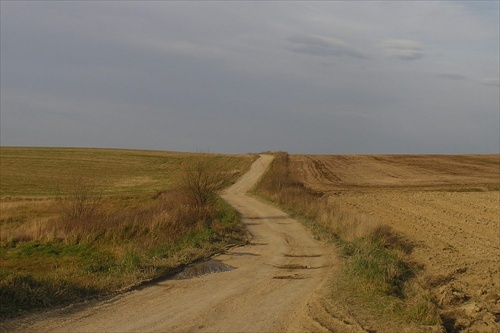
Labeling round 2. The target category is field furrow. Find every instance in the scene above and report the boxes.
[291,154,500,332]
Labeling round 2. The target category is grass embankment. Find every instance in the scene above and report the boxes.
[254,153,441,327]
[0,147,255,317]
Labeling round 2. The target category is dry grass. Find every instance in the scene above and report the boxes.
[254,152,441,327]
[1,192,245,316]
[3,192,208,245]
[0,148,255,317]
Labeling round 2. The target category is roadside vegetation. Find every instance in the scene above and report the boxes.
[0,148,255,317]
[254,152,441,328]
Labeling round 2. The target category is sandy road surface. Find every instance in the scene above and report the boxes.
[292,155,500,332]
[4,155,348,333]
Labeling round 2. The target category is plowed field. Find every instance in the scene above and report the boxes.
[291,155,500,332]
[293,155,499,192]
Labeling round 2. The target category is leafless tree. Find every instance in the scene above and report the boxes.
[56,178,103,222]
[180,155,236,206]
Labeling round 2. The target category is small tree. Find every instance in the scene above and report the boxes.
[180,156,236,206]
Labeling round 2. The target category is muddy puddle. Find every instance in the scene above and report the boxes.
[173,260,234,279]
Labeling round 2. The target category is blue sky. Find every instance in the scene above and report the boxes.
[1,1,498,154]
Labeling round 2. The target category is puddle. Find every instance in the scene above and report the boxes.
[173,260,234,279]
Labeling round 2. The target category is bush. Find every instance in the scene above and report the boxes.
[180,156,238,206]
[55,178,103,222]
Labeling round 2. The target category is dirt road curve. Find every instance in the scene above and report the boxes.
[6,155,343,333]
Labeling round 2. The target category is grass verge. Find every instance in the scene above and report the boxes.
[0,194,246,318]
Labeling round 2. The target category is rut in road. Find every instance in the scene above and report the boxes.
[5,155,365,333]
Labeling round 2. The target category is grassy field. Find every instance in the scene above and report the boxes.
[0,147,253,197]
[0,147,256,317]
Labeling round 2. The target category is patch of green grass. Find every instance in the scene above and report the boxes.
[346,237,411,295]
[5,242,91,258]
[0,270,103,315]
[0,242,112,315]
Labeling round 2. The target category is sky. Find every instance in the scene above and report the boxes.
[1,1,499,154]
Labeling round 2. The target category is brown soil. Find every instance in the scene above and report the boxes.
[291,154,500,332]
[293,155,499,192]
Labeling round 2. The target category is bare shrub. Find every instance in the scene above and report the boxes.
[179,155,236,207]
[56,178,103,222]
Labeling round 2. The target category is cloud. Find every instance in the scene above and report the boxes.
[437,74,500,87]
[1,2,498,154]
[436,73,469,81]
[381,38,424,60]
[479,78,500,86]
[288,34,367,59]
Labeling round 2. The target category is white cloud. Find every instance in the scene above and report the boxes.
[381,38,424,61]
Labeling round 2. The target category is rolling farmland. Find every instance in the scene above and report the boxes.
[291,154,500,332]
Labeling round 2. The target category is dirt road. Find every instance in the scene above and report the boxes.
[4,155,351,332]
